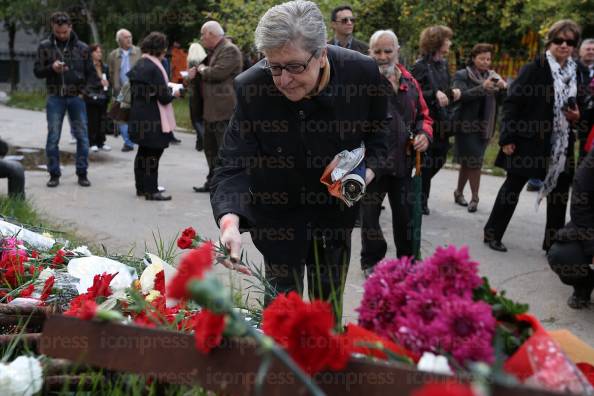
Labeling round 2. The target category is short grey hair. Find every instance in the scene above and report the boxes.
[202,20,224,36]
[581,38,594,48]
[115,29,132,44]
[255,0,327,54]
[369,30,399,50]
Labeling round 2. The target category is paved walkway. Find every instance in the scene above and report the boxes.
[1,105,592,345]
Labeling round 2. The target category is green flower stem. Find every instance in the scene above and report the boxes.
[228,310,325,396]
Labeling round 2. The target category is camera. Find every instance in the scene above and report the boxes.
[490,76,500,83]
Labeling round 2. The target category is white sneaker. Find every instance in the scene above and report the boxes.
[99,144,112,151]
[69,138,77,145]
[90,145,99,152]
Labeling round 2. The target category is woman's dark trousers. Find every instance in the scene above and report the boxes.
[484,172,572,250]
[134,146,164,194]
[86,102,107,148]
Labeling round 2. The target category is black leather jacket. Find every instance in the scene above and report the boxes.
[34,31,98,96]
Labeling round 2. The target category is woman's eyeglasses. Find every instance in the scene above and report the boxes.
[551,37,578,47]
[264,51,317,76]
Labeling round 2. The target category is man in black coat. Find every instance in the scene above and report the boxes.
[210,0,389,311]
[547,149,594,309]
[34,12,98,188]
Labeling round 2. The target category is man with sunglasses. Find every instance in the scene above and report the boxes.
[328,5,368,55]
[34,12,97,188]
[210,0,389,314]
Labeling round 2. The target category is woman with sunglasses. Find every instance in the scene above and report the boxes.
[210,0,389,314]
[484,20,590,252]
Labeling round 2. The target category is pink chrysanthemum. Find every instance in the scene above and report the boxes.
[357,246,496,366]
[437,297,496,364]
[419,245,483,298]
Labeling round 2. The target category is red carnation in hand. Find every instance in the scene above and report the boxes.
[168,242,214,300]
[182,227,197,239]
[87,272,117,299]
[262,292,350,375]
[193,309,226,354]
[19,284,35,297]
[40,276,55,301]
[177,236,194,250]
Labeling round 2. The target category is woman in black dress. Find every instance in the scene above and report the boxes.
[85,44,111,152]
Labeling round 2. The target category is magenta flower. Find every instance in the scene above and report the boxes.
[357,245,496,366]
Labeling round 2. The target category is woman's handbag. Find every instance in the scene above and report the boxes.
[107,82,131,123]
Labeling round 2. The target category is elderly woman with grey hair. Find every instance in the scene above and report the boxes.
[210,0,390,311]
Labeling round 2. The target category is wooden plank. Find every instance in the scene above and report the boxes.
[40,315,564,396]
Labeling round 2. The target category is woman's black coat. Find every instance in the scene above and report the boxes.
[495,55,589,179]
[210,45,390,264]
[451,68,505,135]
[127,58,174,149]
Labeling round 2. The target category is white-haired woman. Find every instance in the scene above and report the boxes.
[210,0,390,311]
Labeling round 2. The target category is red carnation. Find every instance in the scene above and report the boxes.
[40,276,55,301]
[181,227,197,240]
[412,381,475,396]
[177,236,194,250]
[193,309,226,354]
[154,270,165,296]
[167,242,214,300]
[87,272,117,298]
[52,250,66,267]
[64,295,97,320]
[262,292,349,375]
[19,284,35,297]
[261,292,306,346]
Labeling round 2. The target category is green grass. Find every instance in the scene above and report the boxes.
[6,91,46,111]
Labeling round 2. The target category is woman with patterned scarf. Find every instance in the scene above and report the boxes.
[484,20,589,253]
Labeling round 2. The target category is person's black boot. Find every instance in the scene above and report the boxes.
[46,175,60,188]
[78,175,91,187]
[567,289,591,309]
[193,183,210,193]
[145,192,172,201]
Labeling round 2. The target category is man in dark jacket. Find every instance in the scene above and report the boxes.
[0,138,25,199]
[34,12,97,188]
[548,149,594,309]
[210,0,389,312]
[360,29,432,277]
[327,5,368,55]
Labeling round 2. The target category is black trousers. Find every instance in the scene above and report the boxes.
[360,175,412,270]
[204,120,227,186]
[548,241,594,296]
[264,229,351,316]
[484,171,572,250]
[86,102,107,147]
[421,142,449,207]
[134,146,164,194]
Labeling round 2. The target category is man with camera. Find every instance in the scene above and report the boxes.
[34,12,98,188]
[187,21,243,193]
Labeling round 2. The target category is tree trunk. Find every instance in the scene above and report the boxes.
[7,21,18,92]
[80,0,99,44]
